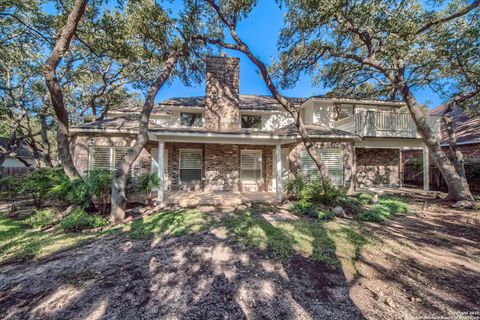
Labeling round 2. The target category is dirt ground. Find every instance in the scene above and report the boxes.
[1,194,479,320]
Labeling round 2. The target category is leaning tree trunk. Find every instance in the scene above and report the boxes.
[442,108,471,197]
[207,17,331,181]
[43,0,88,180]
[110,52,179,223]
[399,83,473,201]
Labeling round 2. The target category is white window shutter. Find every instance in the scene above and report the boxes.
[241,151,262,181]
[90,147,111,169]
[300,149,343,186]
[180,149,202,182]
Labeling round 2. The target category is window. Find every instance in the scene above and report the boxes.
[241,115,262,129]
[89,147,129,170]
[180,112,202,127]
[241,150,262,182]
[179,149,202,183]
[300,149,343,186]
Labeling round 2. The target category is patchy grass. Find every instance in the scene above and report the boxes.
[24,209,57,229]
[225,205,370,268]
[129,209,215,239]
[0,216,99,263]
[357,196,409,222]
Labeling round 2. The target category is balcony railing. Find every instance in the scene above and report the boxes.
[334,111,441,138]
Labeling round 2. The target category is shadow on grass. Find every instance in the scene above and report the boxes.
[129,209,216,239]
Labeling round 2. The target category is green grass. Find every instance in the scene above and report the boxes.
[0,208,214,263]
[58,207,109,231]
[225,205,369,268]
[357,196,409,222]
[25,209,57,228]
[128,209,214,239]
[0,216,98,263]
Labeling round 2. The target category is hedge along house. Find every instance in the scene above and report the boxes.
[70,55,441,205]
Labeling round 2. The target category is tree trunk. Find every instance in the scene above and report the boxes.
[399,83,473,201]
[109,52,179,223]
[39,108,54,168]
[43,0,88,180]
[442,108,471,197]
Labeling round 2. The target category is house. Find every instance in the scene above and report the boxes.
[70,55,441,204]
[402,103,480,191]
[0,137,37,169]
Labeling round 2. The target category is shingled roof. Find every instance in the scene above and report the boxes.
[430,104,480,145]
[72,117,359,139]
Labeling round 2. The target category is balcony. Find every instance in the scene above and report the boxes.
[334,111,441,138]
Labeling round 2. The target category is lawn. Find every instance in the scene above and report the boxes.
[0,208,214,264]
[1,195,479,319]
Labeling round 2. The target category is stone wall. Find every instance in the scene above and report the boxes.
[164,142,274,192]
[72,133,152,176]
[355,148,400,187]
[204,56,240,131]
[286,140,355,190]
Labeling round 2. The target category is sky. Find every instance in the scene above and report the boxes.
[41,0,443,108]
[154,0,443,108]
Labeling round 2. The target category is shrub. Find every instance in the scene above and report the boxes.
[130,173,160,204]
[356,193,373,204]
[338,196,362,214]
[356,197,409,222]
[59,207,109,231]
[378,197,409,214]
[317,210,335,220]
[50,178,91,207]
[17,168,67,208]
[25,209,57,228]
[357,204,392,222]
[290,200,318,217]
[286,175,343,206]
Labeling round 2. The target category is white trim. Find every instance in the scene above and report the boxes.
[70,127,360,142]
[157,142,165,204]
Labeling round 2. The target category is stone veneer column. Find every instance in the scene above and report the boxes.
[204,56,240,131]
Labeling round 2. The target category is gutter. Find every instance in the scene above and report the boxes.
[70,127,361,141]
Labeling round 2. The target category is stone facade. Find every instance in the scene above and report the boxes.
[164,142,274,192]
[287,140,355,190]
[355,148,400,187]
[72,134,152,176]
[204,56,240,131]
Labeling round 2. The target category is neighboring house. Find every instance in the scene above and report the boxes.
[402,104,480,191]
[0,137,37,168]
[70,55,440,203]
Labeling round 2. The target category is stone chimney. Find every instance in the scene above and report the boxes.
[204,55,240,131]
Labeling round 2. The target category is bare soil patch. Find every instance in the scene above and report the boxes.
[0,194,479,319]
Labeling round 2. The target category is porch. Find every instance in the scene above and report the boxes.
[165,191,277,207]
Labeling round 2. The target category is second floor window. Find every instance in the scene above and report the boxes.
[180,112,202,127]
[241,115,262,129]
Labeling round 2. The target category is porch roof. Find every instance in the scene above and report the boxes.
[70,117,360,144]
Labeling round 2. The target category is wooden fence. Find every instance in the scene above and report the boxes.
[404,163,480,192]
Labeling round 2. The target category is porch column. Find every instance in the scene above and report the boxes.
[423,145,429,191]
[157,141,165,205]
[275,144,282,202]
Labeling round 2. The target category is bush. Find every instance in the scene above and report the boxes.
[357,193,373,204]
[357,204,392,222]
[356,197,409,222]
[317,210,335,220]
[129,173,160,204]
[14,168,67,208]
[286,175,343,206]
[59,207,109,231]
[25,209,57,228]
[290,200,318,217]
[378,197,409,214]
[338,196,362,214]
[50,178,91,207]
